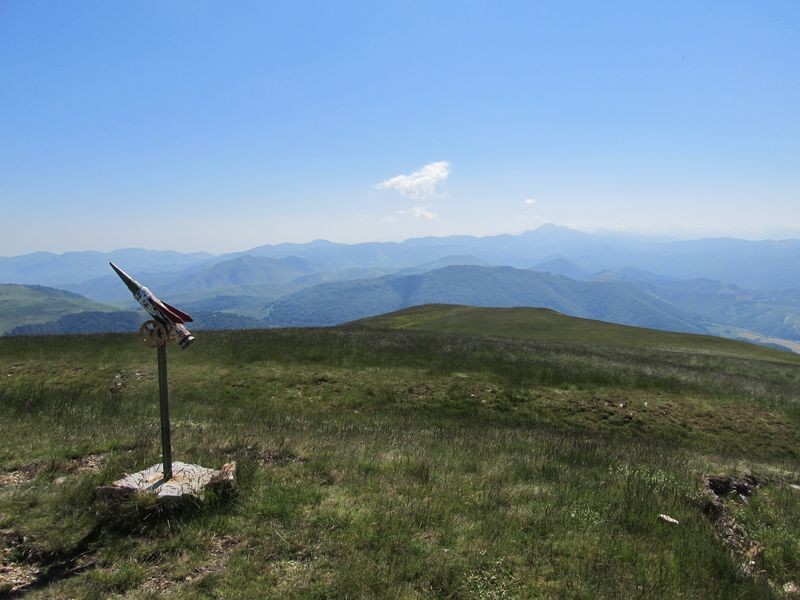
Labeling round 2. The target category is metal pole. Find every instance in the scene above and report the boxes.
[157,343,173,481]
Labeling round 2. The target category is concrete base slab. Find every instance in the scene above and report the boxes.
[97,461,236,501]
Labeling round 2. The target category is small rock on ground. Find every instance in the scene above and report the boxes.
[658,514,679,525]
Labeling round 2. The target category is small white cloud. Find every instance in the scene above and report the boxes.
[408,205,438,219]
[524,198,537,205]
[375,161,450,200]
[384,205,439,221]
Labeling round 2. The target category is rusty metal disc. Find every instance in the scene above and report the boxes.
[139,320,168,348]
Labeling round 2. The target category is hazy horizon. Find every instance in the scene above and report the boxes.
[5,222,800,259]
[2,2,798,255]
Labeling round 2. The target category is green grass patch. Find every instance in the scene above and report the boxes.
[1,313,799,597]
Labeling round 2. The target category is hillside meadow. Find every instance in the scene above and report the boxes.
[0,285,118,336]
[1,306,799,598]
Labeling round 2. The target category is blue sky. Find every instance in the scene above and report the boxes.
[1,1,798,255]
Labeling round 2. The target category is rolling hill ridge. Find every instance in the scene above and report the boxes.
[350,304,791,359]
[0,284,120,334]
[263,265,707,332]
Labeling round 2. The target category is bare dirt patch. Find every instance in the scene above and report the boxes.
[255,447,306,467]
[702,473,764,578]
[54,454,106,485]
[0,530,39,595]
[3,364,28,378]
[111,369,150,392]
[140,535,241,594]
[223,439,306,468]
[0,465,39,488]
[2,454,105,488]
[67,454,104,475]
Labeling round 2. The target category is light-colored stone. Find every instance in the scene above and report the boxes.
[658,513,679,525]
[97,461,236,501]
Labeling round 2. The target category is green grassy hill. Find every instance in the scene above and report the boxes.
[1,310,799,597]
[351,304,797,359]
[0,284,120,334]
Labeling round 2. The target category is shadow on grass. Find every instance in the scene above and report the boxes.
[5,451,257,598]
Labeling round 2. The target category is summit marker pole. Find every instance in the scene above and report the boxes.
[156,342,173,481]
[109,263,197,487]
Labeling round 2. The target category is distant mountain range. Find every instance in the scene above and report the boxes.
[0,248,213,288]
[4,225,800,292]
[2,225,800,349]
